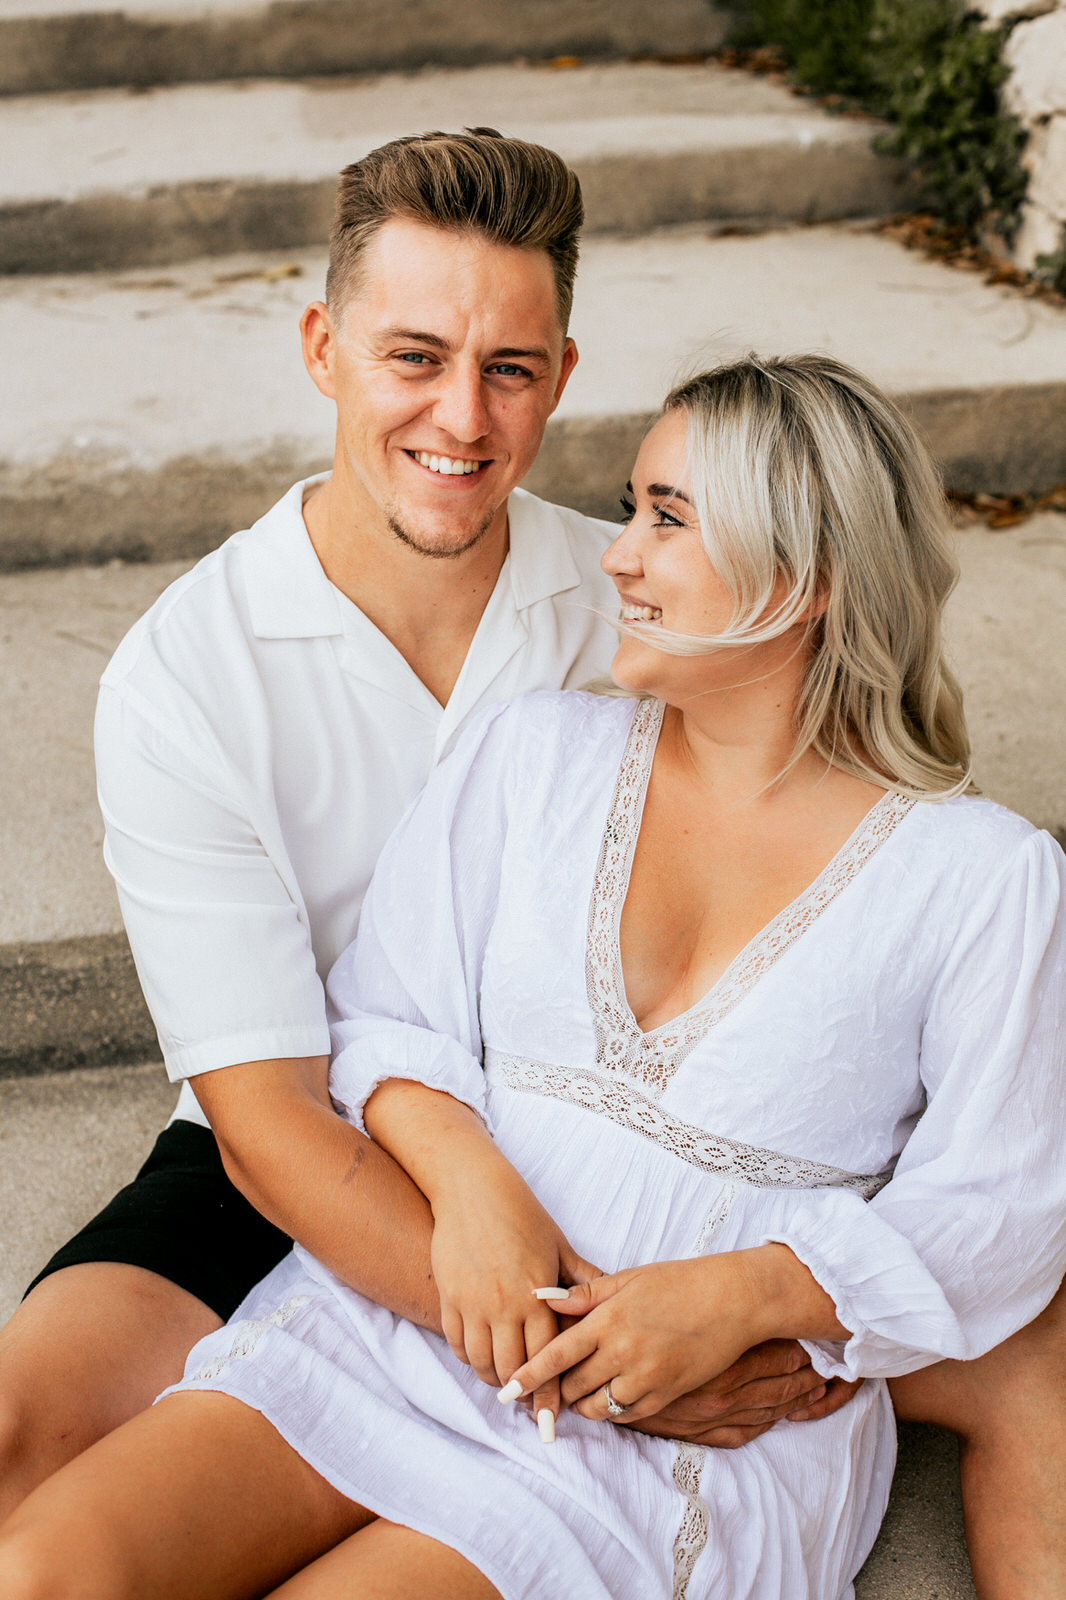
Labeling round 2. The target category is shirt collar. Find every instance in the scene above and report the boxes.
[505,486,584,610]
[245,476,344,640]
[245,478,584,640]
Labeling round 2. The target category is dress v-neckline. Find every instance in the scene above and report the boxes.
[585,697,917,1093]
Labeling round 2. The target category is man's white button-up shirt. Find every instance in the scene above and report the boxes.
[95,478,619,1127]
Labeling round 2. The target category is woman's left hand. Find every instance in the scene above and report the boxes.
[501,1250,827,1424]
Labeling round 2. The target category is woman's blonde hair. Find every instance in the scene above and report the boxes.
[628,353,972,798]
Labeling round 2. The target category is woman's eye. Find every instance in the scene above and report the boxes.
[618,495,636,522]
[651,503,683,529]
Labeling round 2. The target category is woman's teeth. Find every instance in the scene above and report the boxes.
[621,604,663,623]
[413,452,482,476]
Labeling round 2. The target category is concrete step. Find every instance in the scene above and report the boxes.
[0,0,729,98]
[4,222,1066,570]
[0,1058,974,1595]
[0,59,917,274]
[2,514,1064,1077]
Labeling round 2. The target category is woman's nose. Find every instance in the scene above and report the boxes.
[602,522,642,578]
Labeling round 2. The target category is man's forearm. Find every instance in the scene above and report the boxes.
[190,1058,443,1333]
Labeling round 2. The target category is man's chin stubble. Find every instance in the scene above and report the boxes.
[386,508,498,561]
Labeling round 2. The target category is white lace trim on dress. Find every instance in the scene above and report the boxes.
[586,698,917,1094]
[191,1295,312,1382]
[485,1051,889,1198]
[671,1443,710,1599]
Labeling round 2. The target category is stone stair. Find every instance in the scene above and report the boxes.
[0,0,729,96]
[5,7,1066,1591]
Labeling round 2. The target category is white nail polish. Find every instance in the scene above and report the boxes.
[497,1378,523,1404]
[537,1408,556,1443]
[533,1286,570,1300]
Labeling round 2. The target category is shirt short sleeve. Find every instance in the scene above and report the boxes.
[96,684,330,1081]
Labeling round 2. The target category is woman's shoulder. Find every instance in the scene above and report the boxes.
[902,791,1065,896]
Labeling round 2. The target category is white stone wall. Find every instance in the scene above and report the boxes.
[975,0,1066,268]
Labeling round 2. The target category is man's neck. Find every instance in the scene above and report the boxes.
[302,474,510,708]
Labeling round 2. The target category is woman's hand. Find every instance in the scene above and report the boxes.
[363,1078,599,1433]
[498,1246,848,1426]
[620,1344,862,1448]
[430,1161,599,1433]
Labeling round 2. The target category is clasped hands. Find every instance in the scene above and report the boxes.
[429,1160,859,1447]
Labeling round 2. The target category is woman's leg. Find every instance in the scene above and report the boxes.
[0,1390,369,1600]
[268,1519,503,1600]
[889,1279,1066,1600]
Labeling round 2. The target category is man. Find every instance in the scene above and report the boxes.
[0,129,1063,1597]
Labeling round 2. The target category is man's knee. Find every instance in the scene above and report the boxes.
[891,1287,1066,1442]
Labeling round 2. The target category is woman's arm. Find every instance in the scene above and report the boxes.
[365,1077,592,1430]
[507,828,1066,1413]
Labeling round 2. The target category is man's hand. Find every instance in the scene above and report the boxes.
[619,1342,862,1449]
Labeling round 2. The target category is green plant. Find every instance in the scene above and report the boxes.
[728,0,1029,244]
[1035,229,1066,296]
[729,0,879,100]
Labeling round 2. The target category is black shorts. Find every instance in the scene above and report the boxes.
[24,1121,292,1321]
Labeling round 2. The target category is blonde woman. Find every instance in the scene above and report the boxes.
[3,355,1065,1600]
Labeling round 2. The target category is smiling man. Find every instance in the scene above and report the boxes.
[0,131,834,1532]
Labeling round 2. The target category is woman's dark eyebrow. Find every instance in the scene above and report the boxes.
[644,482,694,505]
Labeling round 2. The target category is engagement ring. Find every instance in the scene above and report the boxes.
[603,1382,628,1418]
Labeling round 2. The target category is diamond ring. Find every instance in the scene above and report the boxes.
[603,1382,629,1418]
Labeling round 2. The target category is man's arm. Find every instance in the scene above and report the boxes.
[194,1057,850,1441]
[191,1057,442,1333]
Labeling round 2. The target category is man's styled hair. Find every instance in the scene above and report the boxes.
[326,128,584,330]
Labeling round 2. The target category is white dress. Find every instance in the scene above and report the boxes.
[169,691,1066,1600]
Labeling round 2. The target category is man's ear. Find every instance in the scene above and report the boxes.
[300,301,337,401]
[549,337,579,413]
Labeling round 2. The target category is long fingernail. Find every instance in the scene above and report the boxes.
[497,1378,523,1404]
[533,1286,570,1300]
[537,1408,556,1443]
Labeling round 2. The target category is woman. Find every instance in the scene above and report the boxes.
[4,354,1065,1600]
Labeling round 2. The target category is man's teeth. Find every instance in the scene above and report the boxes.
[414,451,482,475]
[621,604,663,622]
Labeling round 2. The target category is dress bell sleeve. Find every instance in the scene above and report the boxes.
[766,828,1066,1381]
[326,703,512,1135]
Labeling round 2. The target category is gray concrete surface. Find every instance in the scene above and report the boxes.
[0,1060,177,1320]
[7,223,1066,568]
[0,0,729,97]
[0,1059,975,1596]
[1,512,1063,1073]
[0,59,916,273]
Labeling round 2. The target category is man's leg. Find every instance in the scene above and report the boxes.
[1,1120,293,1525]
[0,1390,367,1600]
[0,1263,220,1523]
[889,1280,1066,1600]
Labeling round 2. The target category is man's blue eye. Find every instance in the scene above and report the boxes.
[400,352,430,363]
